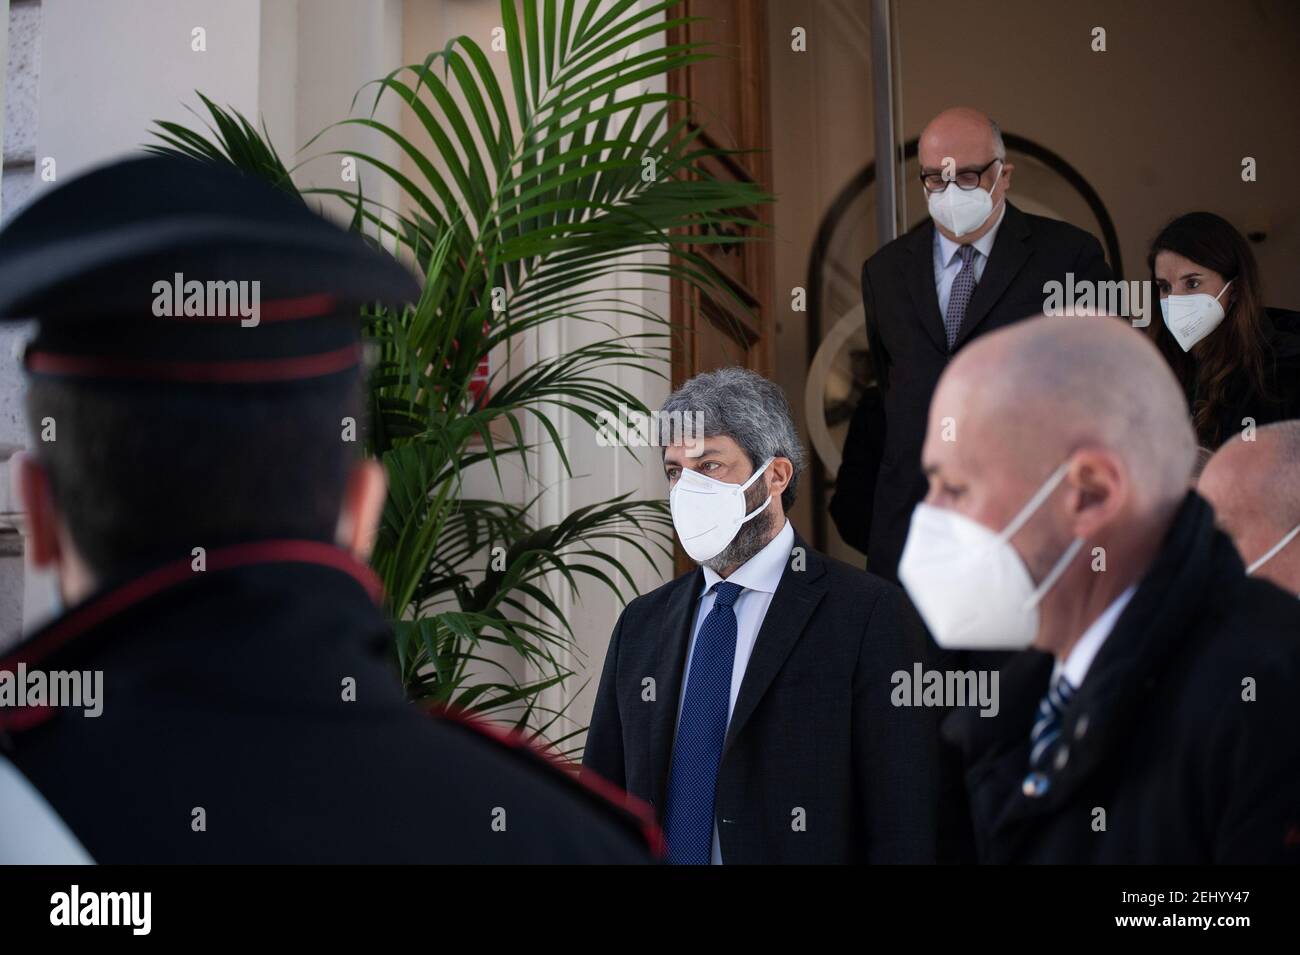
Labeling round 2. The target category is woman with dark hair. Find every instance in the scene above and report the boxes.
[1148,212,1300,449]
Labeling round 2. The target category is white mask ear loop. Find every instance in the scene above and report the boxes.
[737,457,776,525]
[1025,537,1085,610]
[998,460,1073,545]
[986,158,1004,203]
[1214,279,1234,304]
[1247,522,1300,575]
[991,460,1081,612]
[740,456,775,491]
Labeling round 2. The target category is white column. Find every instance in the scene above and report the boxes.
[0,0,405,632]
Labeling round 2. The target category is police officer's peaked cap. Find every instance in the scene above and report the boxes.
[0,154,419,385]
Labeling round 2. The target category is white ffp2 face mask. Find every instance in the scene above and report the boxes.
[670,457,774,563]
[1159,280,1232,352]
[898,460,1083,650]
[926,160,1002,238]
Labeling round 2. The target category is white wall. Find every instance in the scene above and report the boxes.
[0,0,407,638]
[1,0,38,644]
[0,0,669,729]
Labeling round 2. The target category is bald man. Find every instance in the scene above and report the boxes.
[1199,421,1300,596]
[840,106,1112,584]
[904,315,1300,863]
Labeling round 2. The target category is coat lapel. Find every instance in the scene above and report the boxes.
[905,221,949,354]
[649,568,702,811]
[966,494,1225,857]
[722,535,827,756]
[951,202,1031,350]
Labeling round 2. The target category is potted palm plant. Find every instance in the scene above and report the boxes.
[148,0,769,755]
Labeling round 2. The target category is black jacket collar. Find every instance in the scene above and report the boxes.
[0,540,388,732]
[944,492,1234,794]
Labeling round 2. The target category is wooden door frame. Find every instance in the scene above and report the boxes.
[666,0,775,388]
[664,1,775,576]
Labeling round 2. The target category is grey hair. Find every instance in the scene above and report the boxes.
[989,118,1006,161]
[660,366,805,509]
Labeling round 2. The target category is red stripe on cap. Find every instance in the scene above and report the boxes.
[25,343,361,384]
[257,293,338,322]
[163,293,339,324]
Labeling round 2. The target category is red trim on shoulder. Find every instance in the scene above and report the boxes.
[0,540,384,732]
[428,703,665,858]
[24,343,361,384]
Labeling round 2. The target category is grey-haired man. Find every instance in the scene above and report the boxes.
[583,367,938,863]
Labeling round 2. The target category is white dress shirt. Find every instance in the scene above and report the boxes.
[1053,584,1138,691]
[933,203,1006,317]
[674,518,794,863]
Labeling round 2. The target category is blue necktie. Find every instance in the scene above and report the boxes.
[1029,673,1075,770]
[945,244,977,349]
[663,581,744,865]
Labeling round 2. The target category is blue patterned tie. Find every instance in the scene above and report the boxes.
[1029,673,1075,770]
[945,244,977,349]
[663,581,744,865]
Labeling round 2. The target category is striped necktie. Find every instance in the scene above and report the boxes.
[1029,672,1075,770]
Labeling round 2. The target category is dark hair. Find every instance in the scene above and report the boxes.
[1146,212,1274,446]
[26,374,362,579]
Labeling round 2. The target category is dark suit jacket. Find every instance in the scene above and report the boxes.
[861,202,1112,582]
[2,542,655,863]
[828,384,885,554]
[944,493,1300,863]
[582,531,938,863]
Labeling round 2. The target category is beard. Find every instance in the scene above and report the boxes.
[701,476,775,574]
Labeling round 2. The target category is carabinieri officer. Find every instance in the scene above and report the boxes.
[0,155,657,863]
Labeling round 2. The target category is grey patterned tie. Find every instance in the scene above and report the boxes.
[945,244,977,350]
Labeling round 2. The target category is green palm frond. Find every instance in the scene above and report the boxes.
[148,0,770,745]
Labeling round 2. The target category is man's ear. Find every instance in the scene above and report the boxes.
[336,459,387,561]
[1067,448,1126,539]
[766,457,794,501]
[11,451,62,568]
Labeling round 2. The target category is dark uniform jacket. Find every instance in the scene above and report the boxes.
[944,493,1300,864]
[861,202,1112,582]
[0,540,656,863]
[582,532,938,863]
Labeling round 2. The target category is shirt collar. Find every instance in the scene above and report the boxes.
[700,519,794,597]
[935,201,1007,268]
[1054,584,1137,690]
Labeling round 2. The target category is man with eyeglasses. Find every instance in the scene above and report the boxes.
[836,105,1112,861]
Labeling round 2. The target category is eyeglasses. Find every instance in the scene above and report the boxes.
[919,158,1002,194]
